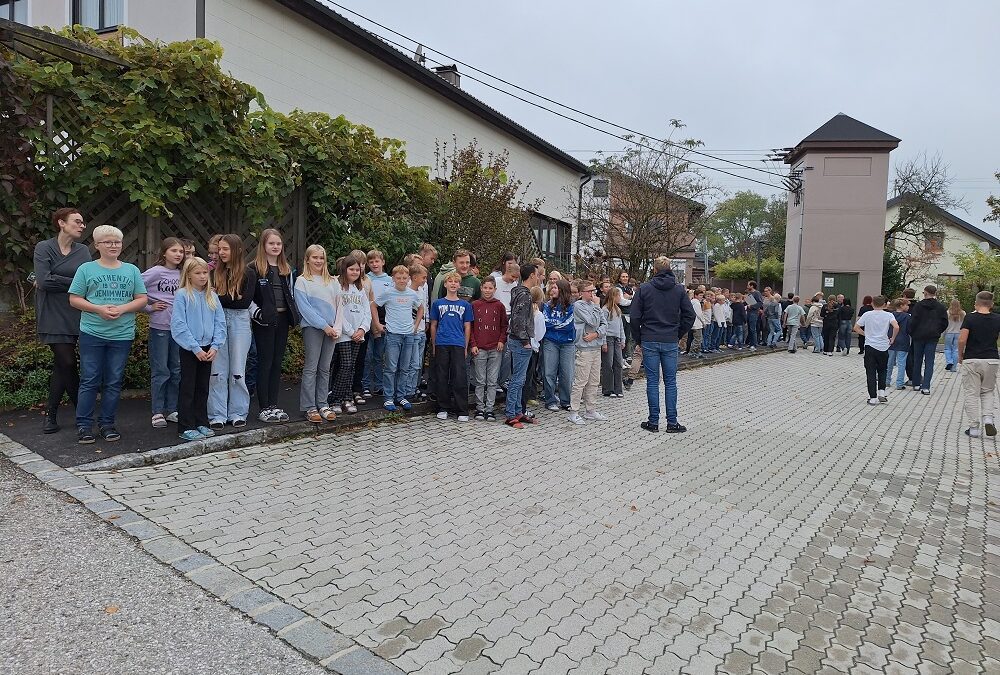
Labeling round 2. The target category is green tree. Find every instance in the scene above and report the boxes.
[940,243,1000,310]
[713,256,783,282]
[705,191,786,260]
[988,171,1000,222]
[881,246,906,300]
[431,138,541,270]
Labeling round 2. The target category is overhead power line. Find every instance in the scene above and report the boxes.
[323,1,788,190]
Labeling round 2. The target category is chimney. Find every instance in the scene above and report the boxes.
[433,64,460,88]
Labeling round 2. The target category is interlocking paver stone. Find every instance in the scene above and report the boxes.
[72,353,996,673]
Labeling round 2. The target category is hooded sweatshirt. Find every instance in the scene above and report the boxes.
[334,282,372,344]
[909,297,949,343]
[508,284,534,343]
[630,269,696,345]
[572,299,607,350]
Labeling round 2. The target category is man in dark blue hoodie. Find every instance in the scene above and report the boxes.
[631,257,696,433]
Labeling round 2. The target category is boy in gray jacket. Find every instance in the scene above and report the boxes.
[568,279,608,425]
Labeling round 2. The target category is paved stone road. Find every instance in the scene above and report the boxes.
[81,352,999,674]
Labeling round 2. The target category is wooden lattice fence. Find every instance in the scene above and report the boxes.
[44,93,311,268]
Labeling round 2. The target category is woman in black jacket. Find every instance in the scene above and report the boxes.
[820,298,841,356]
[250,229,301,423]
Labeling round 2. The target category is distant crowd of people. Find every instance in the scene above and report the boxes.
[32,207,998,444]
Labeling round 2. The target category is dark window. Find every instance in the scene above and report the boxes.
[1,0,28,23]
[578,218,593,243]
[532,213,571,262]
[73,0,124,31]
[592,178,609,199]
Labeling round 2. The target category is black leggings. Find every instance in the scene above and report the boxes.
[178,348,211,432]
[252,312,291,410]
[48,342,79,412]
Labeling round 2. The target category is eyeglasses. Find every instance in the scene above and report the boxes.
[96,240,123,247]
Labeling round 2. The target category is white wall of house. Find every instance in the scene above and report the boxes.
[884,205,993,286]
[204,0,582,224]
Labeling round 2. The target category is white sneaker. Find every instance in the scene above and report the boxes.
[867,398,880,406]
[258,409,276,423]
[546,403,560,412]
[436,411,449,420]
[567,413,586,425]
[165,412,178,423]
[877,390,887,403]
[584,411,609,421]
[457,415,470,422]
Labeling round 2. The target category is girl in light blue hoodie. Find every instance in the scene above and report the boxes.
[295,245,342,423]
[171,258,227,441]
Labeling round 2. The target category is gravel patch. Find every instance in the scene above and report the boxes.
[0,458,326,675]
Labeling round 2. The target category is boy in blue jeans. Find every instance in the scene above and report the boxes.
[401,263,429,404]
[363,250,392,398]
[377,265,423,411]
[885,297,911,389]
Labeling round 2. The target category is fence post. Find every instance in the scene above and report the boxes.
[143,212,161,268]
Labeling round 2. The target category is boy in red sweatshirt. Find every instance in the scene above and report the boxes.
[471,278,508,421]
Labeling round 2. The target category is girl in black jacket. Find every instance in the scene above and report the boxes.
[820,299,840,356]
[249,229,301,423]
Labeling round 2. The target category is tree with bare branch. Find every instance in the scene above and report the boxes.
[886,152,968,286]
[568,122,716,281]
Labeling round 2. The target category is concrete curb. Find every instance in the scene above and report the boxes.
[70,403,428,473]
[0,436,404,675]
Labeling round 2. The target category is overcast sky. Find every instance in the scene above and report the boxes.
[332,0,998,233]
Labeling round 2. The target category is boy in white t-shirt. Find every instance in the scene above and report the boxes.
[853,296,899,406]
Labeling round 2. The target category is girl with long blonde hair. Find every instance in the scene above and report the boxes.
[601,286,625,397]
[249,229,300,423]
[295,244,341,422]
[171,257,226,441]
[208,233,256,428]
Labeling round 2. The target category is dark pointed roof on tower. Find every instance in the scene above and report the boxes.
[785,113,900,164]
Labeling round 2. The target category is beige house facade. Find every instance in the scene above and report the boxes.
[885,195,1000,289]
[783,114,900,305]
[24,0,588,262]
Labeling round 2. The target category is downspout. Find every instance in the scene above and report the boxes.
[576,173,592,264]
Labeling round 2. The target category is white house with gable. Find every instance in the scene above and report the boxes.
[23,0,589,266]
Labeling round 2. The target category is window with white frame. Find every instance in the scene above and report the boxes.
[0,0,28,23]
[73,0,123,32]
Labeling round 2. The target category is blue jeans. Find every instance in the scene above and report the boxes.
[148,329,180,415]
[886,349,908,388]
[810,326,824,353]
[837,320,852,351]
[911,341,938,390]
[209,308,251,423]
[747,312,759,347]
[364,333,386,392]
[642,341,679,426]
[505,341,533,419]
[944,332,959,366]
[382,332,411,402]
[542,339,574,407]
[767,318,782,346]
[702,323,714,351]
[729,324,746,347]
[401,332,425,398]
[76,332,133,429]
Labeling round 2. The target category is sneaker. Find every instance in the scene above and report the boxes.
[877,389,887,401]
[521,412,539,424]
[474,410,486,421]
[383,401,397,412]
[275,409,290,422]
[77,427,96,444]
[151,413,167,428]
[878,394,888,403]
[985,418,997,437]
[665,423,687,433]
[567,413,586,425]
[232,418,247,428]
[99,426,121,442]
[342,401,357,414]
[945,364,954,371]
[965,428,982,438]
[258,409,278,423]
[868,398,880,406]
[584,411,609,421]
[362,389,372,399]
[920,389,930,396]
[354,393,366,404]
[397,398,413,411]
[624,378,633,391]
[436,411,449,420]
[210,420,225,430]
[749,346,757,351]
[485,412,497,422]
[165,412,178,423]
[895,386,906,391]
[457,415,470,422]
[331,404,343,415]
[912,385,920,391]
[179,430,203,442]
[546,403,560,412]
[197,426,215,437]
[640,421,658,433]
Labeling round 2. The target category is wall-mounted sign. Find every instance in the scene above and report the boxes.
[824,277,835,287]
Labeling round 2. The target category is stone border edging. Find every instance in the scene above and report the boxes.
[0,437,404,675]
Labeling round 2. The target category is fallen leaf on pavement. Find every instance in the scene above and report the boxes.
[227,451,239,459]
[104,605,119,614]
[629,504,638,512]
[603,523,614,528]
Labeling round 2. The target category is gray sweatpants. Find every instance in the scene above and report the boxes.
[601,336,624,395]
[472,348,503,411]
[961,359,999,429]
